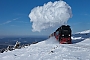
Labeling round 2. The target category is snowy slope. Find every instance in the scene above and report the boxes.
[76,30,90,34]
[0,33,90,60]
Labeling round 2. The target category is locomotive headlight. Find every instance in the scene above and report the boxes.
[62,34,64,36]
[69,34,70,36]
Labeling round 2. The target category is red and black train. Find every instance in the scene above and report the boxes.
[53,25,72,44]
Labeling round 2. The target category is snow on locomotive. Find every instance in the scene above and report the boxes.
[54,25,72,44]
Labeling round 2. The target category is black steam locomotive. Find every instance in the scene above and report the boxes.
[54,25,72,44]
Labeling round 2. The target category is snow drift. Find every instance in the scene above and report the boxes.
[29,0,72,32]
[1,34,90,60]
[76,30,90,34]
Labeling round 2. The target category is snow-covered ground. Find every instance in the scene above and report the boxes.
[76,30,90,34]
[0,31,90,60]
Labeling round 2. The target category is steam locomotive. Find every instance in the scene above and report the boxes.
[54,25,72,44]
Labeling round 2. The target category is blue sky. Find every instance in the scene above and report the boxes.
[0,0,90,37]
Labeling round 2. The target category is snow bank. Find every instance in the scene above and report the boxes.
[36,37,59,45]
[1,36,90,60]
[1,32,90,60]
[71,37,84,40]
[29,0,72,32]
[76,30,90,34]
[76,38,90,45]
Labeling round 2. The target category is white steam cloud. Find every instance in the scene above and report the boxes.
[29,0,72,32]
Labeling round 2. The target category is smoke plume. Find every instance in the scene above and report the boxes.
[29,0,72,32]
